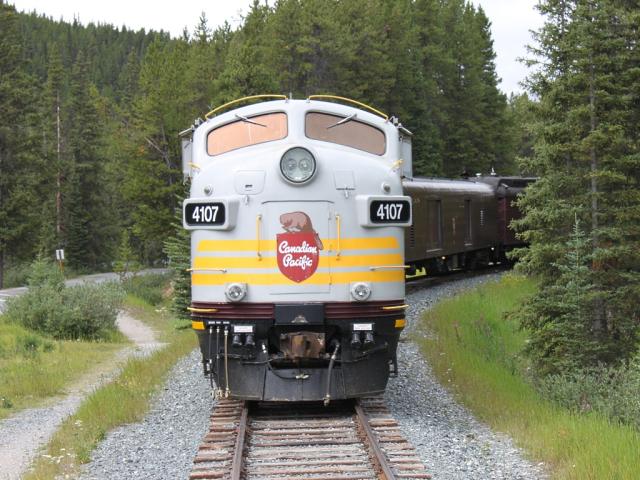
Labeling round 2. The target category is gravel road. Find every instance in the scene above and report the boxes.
[0,312,162,480]
[76,273,546,479]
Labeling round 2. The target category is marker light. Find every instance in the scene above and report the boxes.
[225,283,247,302]
[350,282,372,302]
[280,147,316,183]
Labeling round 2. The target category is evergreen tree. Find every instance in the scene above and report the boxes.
[193,12,212,44]
[515,1,640,373]
[40,44,67,254]
[215,0,278,101]
[164,193,192,319]
[122,39,189,262]
[505,93,536,174]
[65,51,111,269]
[0,1,41,287]
[117,49,140,107]
[473,7,511,174]
[518,218,598,374]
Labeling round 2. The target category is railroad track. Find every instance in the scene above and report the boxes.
[190,397,431,480]
[405,264,507,293]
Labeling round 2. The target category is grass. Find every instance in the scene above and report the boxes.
[23,296,198,480]
[0,321,126,419]
[123,294,190,338]
[416,274,640,479]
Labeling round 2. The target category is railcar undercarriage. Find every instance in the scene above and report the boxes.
[192,301,404,402]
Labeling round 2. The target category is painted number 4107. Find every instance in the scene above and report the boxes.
[376,202,403,221]
[191,205,219,223]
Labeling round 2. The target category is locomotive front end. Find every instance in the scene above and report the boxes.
[182,97,412,402]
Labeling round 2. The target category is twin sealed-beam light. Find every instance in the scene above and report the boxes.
[280,147,316,183]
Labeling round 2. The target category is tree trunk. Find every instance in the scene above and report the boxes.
[0,145,3,289]
[590,64,598,247]
[56,93,63,243]
[589,59,605,336]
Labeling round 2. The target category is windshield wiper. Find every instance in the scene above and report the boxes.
[235,114,266,127]
[327,113,356,129]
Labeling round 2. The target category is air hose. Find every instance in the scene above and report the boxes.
[323,341,340,406]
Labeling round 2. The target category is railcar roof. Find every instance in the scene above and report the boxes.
[406,177,495,194]
[476,176,537,189]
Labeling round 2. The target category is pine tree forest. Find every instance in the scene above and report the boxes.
[514,0,640,373]
[1,0,639,377]
[0,0,517,286]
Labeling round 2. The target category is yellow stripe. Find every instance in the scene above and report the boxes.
[192,321,205,330]
[198,239,276,251]
[193,254,403,270]
[382,304,408,311]
[187,307,218,313]
[197,237,399,252]
[191,270,404,286]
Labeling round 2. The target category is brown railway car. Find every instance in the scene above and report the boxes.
[476,176,536,248]
[403,175,535,274]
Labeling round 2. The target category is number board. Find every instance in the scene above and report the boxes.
[184,202,226,226]
[370,199,411,224]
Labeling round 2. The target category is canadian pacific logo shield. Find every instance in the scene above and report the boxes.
[277,212,324,283]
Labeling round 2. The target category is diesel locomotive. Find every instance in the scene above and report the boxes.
[181,95,531,403]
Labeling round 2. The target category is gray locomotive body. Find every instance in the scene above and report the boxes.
[182,95,532,403]
[182,97,412,402]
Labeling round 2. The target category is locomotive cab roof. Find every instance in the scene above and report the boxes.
[181,95,414,180]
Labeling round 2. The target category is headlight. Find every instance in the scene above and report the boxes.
[350,282,372,301]
[225,283,247,302]
[280,147,316,183]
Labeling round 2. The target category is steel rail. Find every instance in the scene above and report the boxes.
[230,401,249,480]
[191,397,430,480]
[354,399,396,480]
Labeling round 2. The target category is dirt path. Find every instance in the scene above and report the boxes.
[0,311,164,480]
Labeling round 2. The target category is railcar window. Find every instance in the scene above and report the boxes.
[427,200,442,249]
[305,112,385,155]
[464,200,472,245]
[207,112,287,156]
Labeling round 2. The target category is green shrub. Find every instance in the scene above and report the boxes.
[26,257,65,290]
[5,260,125,341]
[3,262,30,288]
[537,356,640,430]
[121,274,168,305]
[12,333,56,358]
[113,229,141,281]
[54,283,125,340]
[17,334,42,357]
[164,195,191,320]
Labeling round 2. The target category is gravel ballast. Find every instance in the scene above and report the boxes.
[77,273,546,479]
[77,350,212,480]
[386,272,546,479]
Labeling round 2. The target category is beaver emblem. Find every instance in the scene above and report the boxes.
[277,212,323,282]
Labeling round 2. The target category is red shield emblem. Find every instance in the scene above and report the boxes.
[277,232,320,283]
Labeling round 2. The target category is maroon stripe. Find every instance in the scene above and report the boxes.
[190,300,404,320]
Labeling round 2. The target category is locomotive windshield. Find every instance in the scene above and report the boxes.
[305,112,385,155]
[207,112,288,156]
